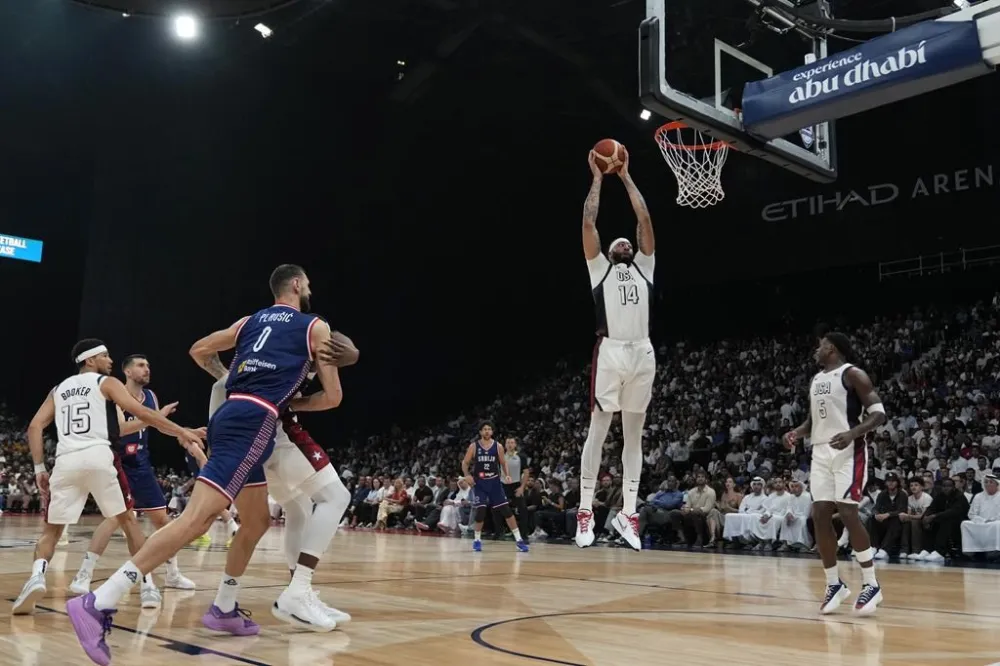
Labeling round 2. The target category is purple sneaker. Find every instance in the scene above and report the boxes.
[66,593,116,666]
[202,603,260,636]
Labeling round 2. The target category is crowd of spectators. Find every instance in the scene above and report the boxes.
[334,292,1000,561]
[1,292,999,564]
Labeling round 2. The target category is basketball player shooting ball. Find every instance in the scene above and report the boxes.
[783,332,886,615]
[575,141,656,551]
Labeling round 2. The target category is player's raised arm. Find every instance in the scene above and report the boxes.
[189,317,246,380]
[618,153,654,256]
[582,151,604,261]
[288,319,344,412]
[100,377,203,451]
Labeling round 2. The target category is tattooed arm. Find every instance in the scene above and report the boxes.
[190,317,244,380]
[582,151,604,261]
[619,153,654,255]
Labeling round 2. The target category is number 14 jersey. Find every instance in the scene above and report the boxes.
[226,304,319,409]
[586,251,655,342]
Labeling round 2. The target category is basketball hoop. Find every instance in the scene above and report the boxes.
[654,121,730,209]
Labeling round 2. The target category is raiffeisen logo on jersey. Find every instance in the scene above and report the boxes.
[238,357,277,374]
[788,41,926,104]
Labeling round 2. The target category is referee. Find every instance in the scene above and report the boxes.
[502,437,528,536]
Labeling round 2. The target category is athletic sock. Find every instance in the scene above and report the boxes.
[824,566,840,586]
[861,566,878,587]
[214,575,241,613]
[165,557,180,577]
[474,530,482,541]
[31,559,48,577]
[288,564,315,596]
[81,552,100,575]
[512,529,522,541]
[94,561,141,611]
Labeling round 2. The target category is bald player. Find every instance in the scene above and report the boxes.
[574,149,656,551]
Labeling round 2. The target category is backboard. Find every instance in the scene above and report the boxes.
[639,0,838,183]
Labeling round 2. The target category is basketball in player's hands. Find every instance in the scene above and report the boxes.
[320,331,360,367]
[592,139,628,175]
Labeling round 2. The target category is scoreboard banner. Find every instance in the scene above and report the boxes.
[0,233,43,263]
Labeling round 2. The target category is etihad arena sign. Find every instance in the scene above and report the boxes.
[760,164,997,222]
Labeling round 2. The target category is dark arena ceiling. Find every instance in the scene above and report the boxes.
[68,0,303,19]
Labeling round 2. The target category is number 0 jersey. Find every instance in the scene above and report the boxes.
[52,372,119,457]
[586,251,655,342]
[809,363,862,447]
[226,304,319,409]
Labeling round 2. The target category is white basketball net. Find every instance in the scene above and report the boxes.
[654,123,730,209]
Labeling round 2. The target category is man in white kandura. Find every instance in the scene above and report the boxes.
[12,339,204,615]
[779,480,813,551]
[575,149,656,551]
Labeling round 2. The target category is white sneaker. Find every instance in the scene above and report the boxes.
[164,572,196,590]
[874,549,888,560]
[916,550,930,560]
[140,583,162,609]
[574,509,596,548]
[611,512,641,551]
[69,569,93,595]
[309,588,351,626]
[925,551,946,563]
[853,583,883,615]
[272,588,337,632]
[900,552,911,560]
[820,581,851,615]
[12,574,47,615]
[837,531,850,548]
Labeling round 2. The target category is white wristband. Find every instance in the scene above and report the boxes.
[34,463,47,475]
[867,403,886,415]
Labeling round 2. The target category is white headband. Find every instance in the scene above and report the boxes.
[608,238,632,253]
[75,345,108,363]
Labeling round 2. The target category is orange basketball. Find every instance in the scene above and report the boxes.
[592,139,628,174]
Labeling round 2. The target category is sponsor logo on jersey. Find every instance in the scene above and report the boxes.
[238,357,278,374]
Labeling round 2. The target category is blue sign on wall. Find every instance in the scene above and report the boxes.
[0,233,44,263]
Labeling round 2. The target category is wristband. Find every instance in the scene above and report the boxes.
[34,463,47,475]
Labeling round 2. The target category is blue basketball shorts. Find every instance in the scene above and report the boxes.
[122,463,168,510]
[199,396,278,502]
[472,477,509,509]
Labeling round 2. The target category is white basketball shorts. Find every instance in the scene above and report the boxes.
[47,446,127,525]
[264,431,340,506]
[810,441,868,504]
[590,337,656,414]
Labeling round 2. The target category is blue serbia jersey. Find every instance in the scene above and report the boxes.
[226,304,318,408]
[474,440,501,481]
[119,388,158,468]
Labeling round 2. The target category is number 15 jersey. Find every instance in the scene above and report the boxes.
[586,251,655,342]
[52,372,119,457]
[226,304,319,410]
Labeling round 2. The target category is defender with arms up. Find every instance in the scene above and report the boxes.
[784,332,887,616]
[575,149,656,551]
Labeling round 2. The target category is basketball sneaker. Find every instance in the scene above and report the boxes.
[309,588,352,626]
[69,569,93,595]
[272,589,337,632]
[472,539,482,552]
[140,582,162,610]
[165,572,196,590]
[574,509,595,548]
[515,539,529,552]
[202,603,260,636]
[12,574,47,615]
[854,584,882,616]
[66,593,116,666]
[820,580,851,614]
[191,533,212,548]
[612,512,641,551]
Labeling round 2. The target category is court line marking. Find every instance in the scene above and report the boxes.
[470,609,864,666]
[32,602,271,666]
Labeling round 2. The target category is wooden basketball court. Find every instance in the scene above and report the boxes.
[2,515,1000,665]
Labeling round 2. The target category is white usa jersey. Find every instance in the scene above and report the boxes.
[52,372,118,457]
[809,363,862,447]
[586,251,655,341]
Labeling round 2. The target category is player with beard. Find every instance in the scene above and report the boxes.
[68,354,197,602]
[13,340,204,616]
[784,332,887,615]
[574,149,656,551]
[69,265,345,665]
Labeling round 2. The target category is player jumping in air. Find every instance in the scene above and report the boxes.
[784,332,886,615]
[461,421,529,553]
[575,149,656,551]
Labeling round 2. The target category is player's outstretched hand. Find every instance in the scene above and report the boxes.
[160,401,179,417]
[782,430,798,451]
[588,151,603,180]
[829,431,854,450]
[319,332,360,367]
